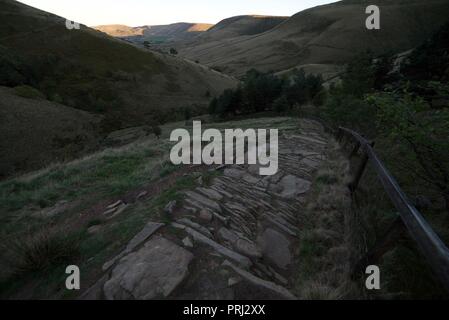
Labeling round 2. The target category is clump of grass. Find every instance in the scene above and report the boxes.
[300,281,343,300]
[3,226,81,276]
[159,161,178,178]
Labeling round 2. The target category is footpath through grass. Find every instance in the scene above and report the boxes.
[0,116,297,298]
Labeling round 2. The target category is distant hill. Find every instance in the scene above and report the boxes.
[94,22,213,44]
[196,15,288,41]
[178,0,449,77]
[93,24,147,37]
[95,15,288,53]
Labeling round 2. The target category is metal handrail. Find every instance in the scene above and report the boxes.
[338,126,449,292]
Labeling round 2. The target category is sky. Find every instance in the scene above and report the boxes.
[17,0,337,27]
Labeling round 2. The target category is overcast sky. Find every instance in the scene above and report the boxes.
[17,0,338,26]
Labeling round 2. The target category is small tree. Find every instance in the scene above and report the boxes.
[273,96,290,114]
[371,90,449,213]
[170,48,178,55]
[341,50,376,98]
[152,125,162,139]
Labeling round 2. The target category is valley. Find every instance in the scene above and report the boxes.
[1,0,449,301]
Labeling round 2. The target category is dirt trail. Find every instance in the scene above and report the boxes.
[82,119,331,300]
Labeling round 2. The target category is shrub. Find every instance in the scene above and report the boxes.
[159,160,177,177]
[312,89,326,107]
[50,93,64,104]
[14,85,45,100]
[152,125,162,139]
[371,91,449,213]
[273,96,290,113]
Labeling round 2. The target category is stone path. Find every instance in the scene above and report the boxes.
[82,119,329,300]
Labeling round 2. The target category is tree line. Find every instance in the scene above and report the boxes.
[209,68,324,118]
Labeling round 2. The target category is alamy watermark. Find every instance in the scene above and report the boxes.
[65,265,80,290]
[365,265,381,290]
[170,121,278,176]
[366,5,380,30]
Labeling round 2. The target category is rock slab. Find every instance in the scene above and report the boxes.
[258,228,292,270]
[103,236,193,300]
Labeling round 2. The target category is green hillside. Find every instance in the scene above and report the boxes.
[0,0,237,123]
[0,0,237,177]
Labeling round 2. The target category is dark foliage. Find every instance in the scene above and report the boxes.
[209,68,323,118]
[402,22,449,83]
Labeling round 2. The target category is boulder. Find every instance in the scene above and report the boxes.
[257,228,292,270]
[198,209,214,222]
[278,175,311,199]
[103,236,194,300]
[217,227,239,244]
[235,238,262,259]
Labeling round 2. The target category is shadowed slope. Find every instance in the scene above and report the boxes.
[179,0,449,77]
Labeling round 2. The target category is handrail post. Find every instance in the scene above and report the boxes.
[349,142,374,193]
[336,128,343,143]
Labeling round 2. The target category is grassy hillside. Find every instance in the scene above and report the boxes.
[178,0,449,77]
[0,86,102,179]
[103,16,288,57]
[0,0,237,123]
[196,15,288,41]
[0,0,237,177]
